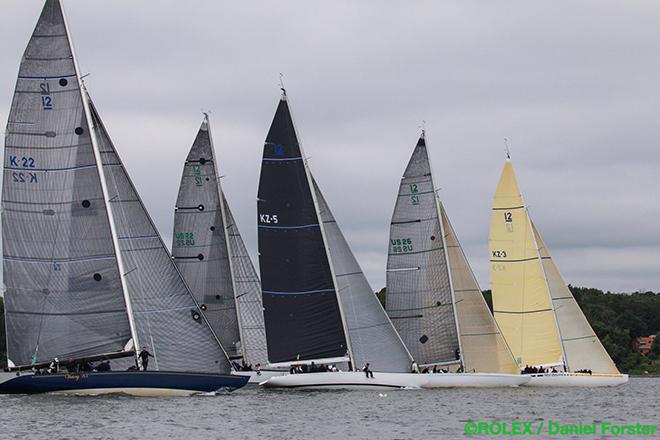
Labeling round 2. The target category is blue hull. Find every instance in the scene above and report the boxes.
[0,371,248,395]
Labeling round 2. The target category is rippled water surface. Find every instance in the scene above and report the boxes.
[0,378,657,439]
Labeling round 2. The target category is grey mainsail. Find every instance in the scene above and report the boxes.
[2,0,132,366]
[172,117,240,361]
[223,195,268,366]
[312,178,412,373]
[385,135,460,366]
[89,101,232,373]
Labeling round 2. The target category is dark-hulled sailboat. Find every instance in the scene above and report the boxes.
[172,115,280,383]
[0,0,247,395]
[257,92,428,389]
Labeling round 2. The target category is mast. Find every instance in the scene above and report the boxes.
[61,2,140,361]
[425,130,463,368]
[206,114,247,362]
[284,91,356,368]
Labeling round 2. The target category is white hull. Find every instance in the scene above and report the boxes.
[260,371,528,389]
[524,372,628,387]
[232,370,288,384]
[421,373,529,388]
[261,371,421,389]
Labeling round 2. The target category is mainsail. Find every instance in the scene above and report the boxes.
[172,116,267,366]
[2,0,231,374]
[2,0,132,366]
[489,159,563,368]
[385,135,460,366]
[257,94,348,364]
[312,178,412,373]
[172,117,240,360]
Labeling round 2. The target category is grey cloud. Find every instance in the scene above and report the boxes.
[1,0,658,294]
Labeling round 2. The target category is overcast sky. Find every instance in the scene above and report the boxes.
[2,0,659,293]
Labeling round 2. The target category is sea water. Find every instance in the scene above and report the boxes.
[0,377,657,439]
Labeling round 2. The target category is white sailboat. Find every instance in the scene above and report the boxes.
[172,115,284,383]
[257,92,422,389]
[489,158,628,387]
[385,132,528,388]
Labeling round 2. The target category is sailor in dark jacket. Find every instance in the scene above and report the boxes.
[139,347,154,371]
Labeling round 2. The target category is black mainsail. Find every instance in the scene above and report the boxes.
[257,95,348,364]
[257,93,412,372]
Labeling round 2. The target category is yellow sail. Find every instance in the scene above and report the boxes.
[489,160,562,368]
[440,204,520,374]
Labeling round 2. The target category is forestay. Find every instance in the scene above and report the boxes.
[532,222,619,374]
[2,0,132,366]
[172,117,240,360]
[385,136,460,366]
[89,100,231,374]
[312,178,412,373]
[257,95,348,364]
[440,204,519,374]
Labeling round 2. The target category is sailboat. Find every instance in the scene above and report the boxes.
[384,132,528,387]
[172,115,284,383]
[489,157,628,386]
[0,0,247,395]
[257,92,429,389]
